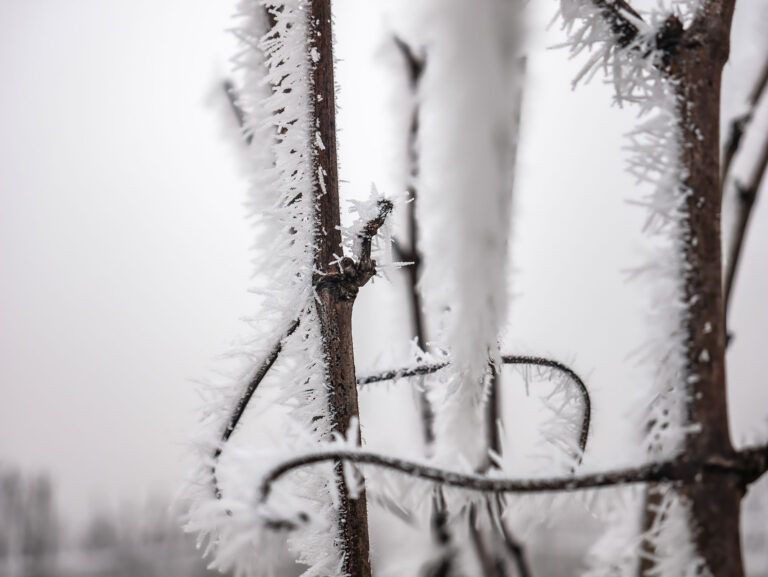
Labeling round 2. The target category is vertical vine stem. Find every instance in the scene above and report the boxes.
[308,1,371,575]
[667,4,742,575]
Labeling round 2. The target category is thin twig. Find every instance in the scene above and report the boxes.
[211,318,300,498]
[357,359,446,385]
[315,200,395,299]
[503,356,591,456]
[357,355,591,455]
[357,199,394,266]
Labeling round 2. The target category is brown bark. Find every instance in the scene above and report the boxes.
[637,5,742,575]
[671,6,743,576]
[308,1,371,576]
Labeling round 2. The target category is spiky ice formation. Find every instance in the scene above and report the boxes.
[181,2,344,575]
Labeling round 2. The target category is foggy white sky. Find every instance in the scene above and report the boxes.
[1,0,766,527]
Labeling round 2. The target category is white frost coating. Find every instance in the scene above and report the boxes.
[581,487,645,577]
[181,2,343,576]
[641,490,709,577]
[581,487,707,577]
[398,0,523,467]
[557,0,708,575]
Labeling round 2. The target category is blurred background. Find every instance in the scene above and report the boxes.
[1,0,766,575]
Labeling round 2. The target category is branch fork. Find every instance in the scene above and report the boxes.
[212,200,395,499]
[314,198,394,300]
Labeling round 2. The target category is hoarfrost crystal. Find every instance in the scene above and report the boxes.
[181,2,343,576]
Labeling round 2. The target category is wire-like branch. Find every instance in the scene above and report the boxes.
[259,450,671,500]
[212,318,300,498]
[357,360,447,385]
[357,355,591,455]
[258,445,768,504]
[503,356,591,455]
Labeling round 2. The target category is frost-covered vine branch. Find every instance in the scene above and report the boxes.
[257,443,768,505]
[358,354,591,454]
[390,35,433,444]
[308,0,373,572]
[356,199,394,268]
[211,319,300,498]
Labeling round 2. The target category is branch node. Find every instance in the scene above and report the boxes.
[315,199,394,300]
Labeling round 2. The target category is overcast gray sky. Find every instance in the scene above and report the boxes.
[1,0,766,527]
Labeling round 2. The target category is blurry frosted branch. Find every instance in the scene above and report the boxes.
[494,499,532,577]
[722,55,768,186]
[391,35,464,577]
[391,35,433,445]
[222,80,253,145]
[723,55,768,319]
[393,35,426,92]
[358,354,591,455]
[724,134,768,316]
[258,444,768,504]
